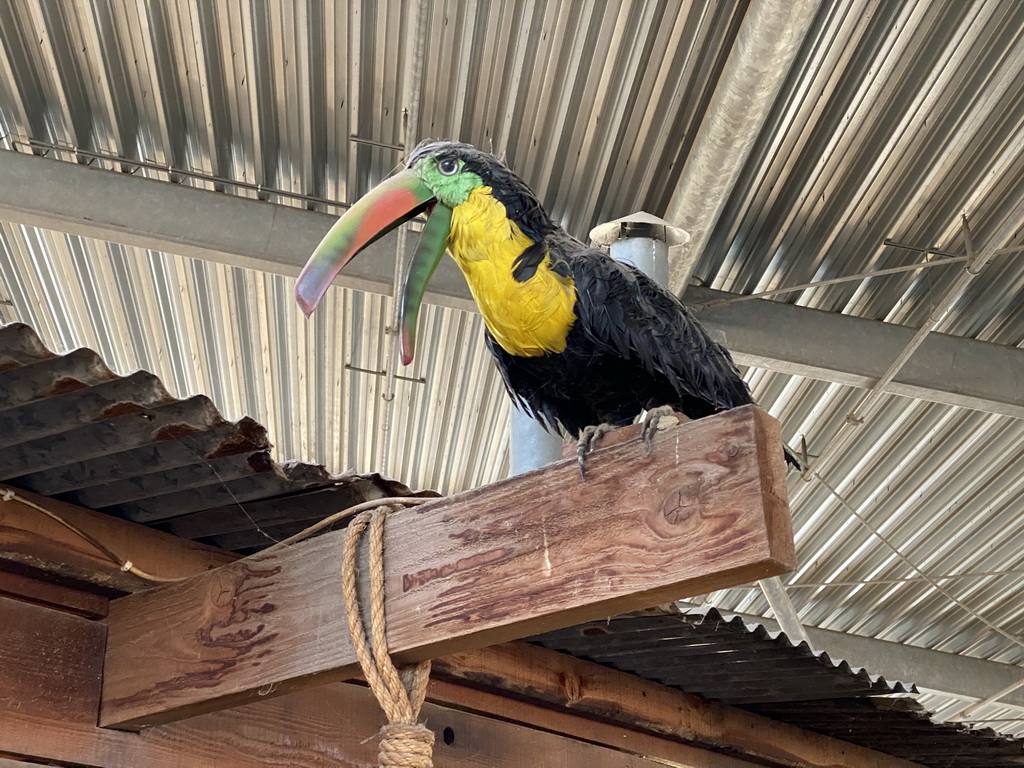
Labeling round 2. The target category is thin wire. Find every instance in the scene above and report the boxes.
[695,252,971,308]
[813,472,1024,655]
[695,233,1024,310]
[173,438,282,546]
[1,485,185,582]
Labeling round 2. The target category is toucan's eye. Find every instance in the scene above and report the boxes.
[437,157,459,176]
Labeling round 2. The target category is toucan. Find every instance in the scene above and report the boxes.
[296,140,797,475]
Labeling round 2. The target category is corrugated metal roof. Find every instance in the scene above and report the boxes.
[0,219,510,495]
[748,697,1024,768]
[533,608,1024,768]
[0,322,424,552]
[532,608,917,706]
[2,0,1024,739]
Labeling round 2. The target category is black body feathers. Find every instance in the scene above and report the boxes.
[488,236,755,435]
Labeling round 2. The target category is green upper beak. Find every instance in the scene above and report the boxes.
[295,169,452,365]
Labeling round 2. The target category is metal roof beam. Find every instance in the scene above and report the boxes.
[687,286,1024,420]
[2,150,1023,419]
[0,149,475,312]
[664,0,822,292]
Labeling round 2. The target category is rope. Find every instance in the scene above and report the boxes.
[341,507,434,768]
[261,497,431,555]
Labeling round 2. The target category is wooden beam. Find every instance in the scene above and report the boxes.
[0,596,916,768]
[0,568,108,618]
[0,486,237,594]
[0,596,105,727]
[0,596,713,767]
[0,596,756,767]
[433,642,923,768]
[5,690,750,768]
[101,406,795,728]
[425,679,760,768]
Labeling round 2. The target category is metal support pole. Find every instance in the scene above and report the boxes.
[508,410,564,476]
[759,575,811,646]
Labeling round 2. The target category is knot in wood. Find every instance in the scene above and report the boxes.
[378,723,435,768]
[659,472,708,526]
[559,671,584,703]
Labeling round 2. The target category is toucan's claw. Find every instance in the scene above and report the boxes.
[641,406,680,454]
[576,422,615,480]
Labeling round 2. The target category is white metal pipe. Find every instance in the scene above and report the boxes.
[759,575,811,646]
[509,410,564,476]
[950,675,1024,721]
[610,234,669,287]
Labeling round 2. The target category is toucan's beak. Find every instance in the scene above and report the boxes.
[295,168,436,316]
[399,202,452,365]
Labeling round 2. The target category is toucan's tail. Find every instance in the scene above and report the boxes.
[784,446,802,471]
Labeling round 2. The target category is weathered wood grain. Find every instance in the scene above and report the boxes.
[0,596,662,768]
[0,597,916,768]
[433,642,923,768]
[428,679,762,768]
[0,596,748,767]
[101,406,795,728]
[0,596,105,725]
[4,686,746,768]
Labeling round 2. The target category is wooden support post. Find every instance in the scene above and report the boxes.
[100,406,795,729]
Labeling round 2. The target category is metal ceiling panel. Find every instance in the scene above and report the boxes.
[2,0,1024,736]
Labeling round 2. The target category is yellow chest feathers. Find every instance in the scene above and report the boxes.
[447,187,576,357]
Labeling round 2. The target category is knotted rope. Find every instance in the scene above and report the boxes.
[341,507,434,768]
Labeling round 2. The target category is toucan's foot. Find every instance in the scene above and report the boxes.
[641,406,679,454]
[576,423,615,479]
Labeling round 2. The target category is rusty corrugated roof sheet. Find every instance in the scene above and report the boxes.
[0,322,424,552]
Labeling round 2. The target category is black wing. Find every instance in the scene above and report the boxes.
[568,247,754,414]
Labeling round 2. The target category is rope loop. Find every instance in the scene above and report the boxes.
[341,507,434,768]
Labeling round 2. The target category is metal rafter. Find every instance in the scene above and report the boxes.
[2,149,1022,422]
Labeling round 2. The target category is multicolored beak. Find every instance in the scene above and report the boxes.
[294,168,437,317]
[398,202,452,365]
